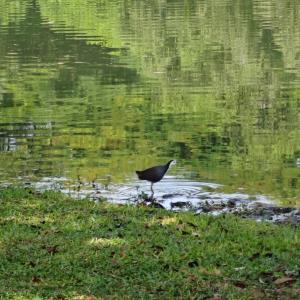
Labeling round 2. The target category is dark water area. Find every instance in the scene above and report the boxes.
[1,0,300,208]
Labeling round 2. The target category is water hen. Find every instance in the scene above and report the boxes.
[136,160,176,198]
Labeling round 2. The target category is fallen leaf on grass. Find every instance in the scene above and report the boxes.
[32,276,42,283]
[259,271,275,284]
[188,260,199,268]
[28,261,36,267]
[234,266,245,271]
[250,288,265,298]
[186,222,198,228]
[84,296,95,300]
[30,224,42,230]
[233,280,246,289]
[187,273,198,282]
[249,252,260,261]
[274,276,296,287]
[44,245,59,254]
[191,232,200,237]
[274,265,285,272]
[164,264,179,272]
[181,230,190,235]
[120,251,127,258]
[219,225,228,233]
[199,267,221,276]
[114,223,123,228]
[290,289,300,297]
[264,252,274,258]
[259,278,265,284]
[54,295,65,300]
[151,245,164,255]
[284,269,299,277]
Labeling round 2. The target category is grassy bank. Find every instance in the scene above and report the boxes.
[0,188,300,300]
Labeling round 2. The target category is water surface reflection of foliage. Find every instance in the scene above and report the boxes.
[0,0,300,204]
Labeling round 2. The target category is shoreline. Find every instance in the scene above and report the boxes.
[2,176,300,225]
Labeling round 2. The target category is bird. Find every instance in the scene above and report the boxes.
[136,160,176,199]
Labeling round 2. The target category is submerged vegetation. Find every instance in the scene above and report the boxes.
[1,188,300,299]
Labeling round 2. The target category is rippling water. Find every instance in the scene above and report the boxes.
[1,0,300,206]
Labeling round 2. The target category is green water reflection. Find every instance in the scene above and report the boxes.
[0,0,300,205]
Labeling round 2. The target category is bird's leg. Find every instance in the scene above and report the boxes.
[150,182,154,200]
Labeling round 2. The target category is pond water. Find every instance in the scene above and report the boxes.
[1,0,300,207]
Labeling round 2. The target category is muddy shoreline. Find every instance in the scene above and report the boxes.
[143,197,300,225]
[2,176,300,225]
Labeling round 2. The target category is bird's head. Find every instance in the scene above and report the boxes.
[168,159,177,168]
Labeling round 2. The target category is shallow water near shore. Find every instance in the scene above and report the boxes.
[4,175,297,225]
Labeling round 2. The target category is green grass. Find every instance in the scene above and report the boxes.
[0,188,300,300]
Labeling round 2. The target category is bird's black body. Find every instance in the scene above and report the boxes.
[136,160,174,183]
[136,160,175,199]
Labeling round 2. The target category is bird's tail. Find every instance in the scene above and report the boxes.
[136,171,142,179]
